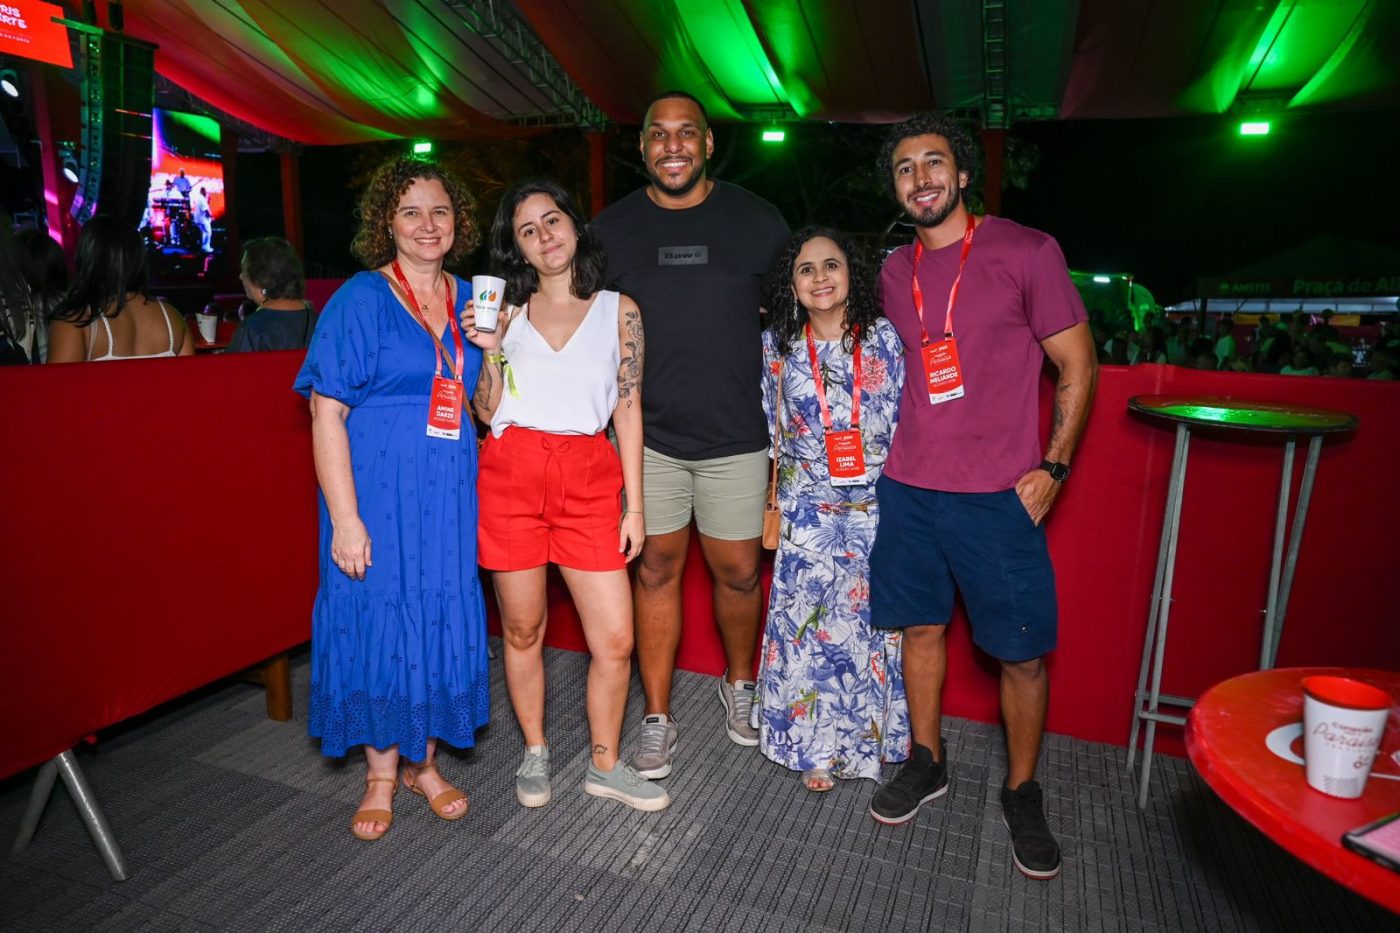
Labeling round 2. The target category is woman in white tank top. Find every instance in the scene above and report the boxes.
[472,180,666,811]
[48,215,195,363]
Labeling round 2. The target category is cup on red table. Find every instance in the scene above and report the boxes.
[1302,675,1393,799]
[471,275,506,333]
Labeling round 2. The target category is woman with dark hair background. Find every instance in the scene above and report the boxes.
[753,226,910,792]
[0,224,42,365]
[47,215,194,362]
[227,237,317,352]
[13,228,66,364]
[472,179,665,811]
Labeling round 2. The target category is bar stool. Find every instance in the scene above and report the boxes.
[1124,395,1356,807]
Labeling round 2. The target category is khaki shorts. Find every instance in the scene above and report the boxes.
[642,447,769,540]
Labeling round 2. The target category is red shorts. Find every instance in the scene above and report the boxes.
[477,427,625,572]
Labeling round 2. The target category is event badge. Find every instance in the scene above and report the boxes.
[911,216,976,406]
[805,322,867,488]
[824,429,867,486]
[427,375,464,440]
[389,260,467,441]
[921,337,965,404]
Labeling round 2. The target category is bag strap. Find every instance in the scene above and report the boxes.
[768,359,783,498]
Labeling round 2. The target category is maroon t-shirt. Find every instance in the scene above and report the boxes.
[880,216,1086,493]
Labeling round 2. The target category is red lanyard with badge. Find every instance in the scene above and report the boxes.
[391,260,465,440]
[805,322,866,486]
[911,215,976,405]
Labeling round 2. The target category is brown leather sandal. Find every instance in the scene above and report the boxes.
[403,763,469,821]
[350,775,398,841]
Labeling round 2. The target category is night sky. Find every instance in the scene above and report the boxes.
[235,106,1399,306]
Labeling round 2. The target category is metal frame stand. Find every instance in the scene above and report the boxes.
[12,749,130,882]
[1127,430,1322,808]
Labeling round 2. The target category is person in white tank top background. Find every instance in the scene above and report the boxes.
[47,215,195,363]
[472,179,668,812]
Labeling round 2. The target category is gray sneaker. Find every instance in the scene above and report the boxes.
[515,746,550,808]
[717,673,759,746]
[631,714,678,779]
[584,761,671,812]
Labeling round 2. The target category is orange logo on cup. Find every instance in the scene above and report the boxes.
[479,288,498,302]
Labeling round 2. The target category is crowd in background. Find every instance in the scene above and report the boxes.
[1089,308,1399,380]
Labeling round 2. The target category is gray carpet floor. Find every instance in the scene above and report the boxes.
[2,644,1395,932]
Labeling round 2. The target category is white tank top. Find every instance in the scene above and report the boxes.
[88,300,178,361]
[490,290,620,438]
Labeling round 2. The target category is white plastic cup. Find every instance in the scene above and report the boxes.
[195,312,218,343]
[471,274,506,333]
[1302,675,1393,799]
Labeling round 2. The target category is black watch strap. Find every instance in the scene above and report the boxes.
[1040,459,1070,483]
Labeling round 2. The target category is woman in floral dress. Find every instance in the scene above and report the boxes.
[755,227,910,791]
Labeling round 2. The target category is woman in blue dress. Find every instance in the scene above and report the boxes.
[294,157,497,840]
[755,227,910,792]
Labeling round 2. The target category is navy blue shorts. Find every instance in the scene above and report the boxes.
[869,475,1057,662]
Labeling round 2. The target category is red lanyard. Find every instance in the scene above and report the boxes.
[392,260,464,380]
[911,214,977,345]
[805,322,862,430]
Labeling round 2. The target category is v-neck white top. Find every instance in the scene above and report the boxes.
[490,289,620,438]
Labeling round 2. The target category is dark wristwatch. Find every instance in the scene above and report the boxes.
[1039,459,1070,483]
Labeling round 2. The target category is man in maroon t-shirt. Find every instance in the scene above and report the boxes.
[866,114,1097,881]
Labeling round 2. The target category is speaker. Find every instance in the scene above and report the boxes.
[70,30,155,226]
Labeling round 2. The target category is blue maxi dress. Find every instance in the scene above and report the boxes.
[294,271,490,761]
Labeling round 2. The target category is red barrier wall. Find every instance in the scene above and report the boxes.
[0,353,318,778]
[3,355,1395,778]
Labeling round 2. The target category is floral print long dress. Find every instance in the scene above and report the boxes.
[755,318,910,780]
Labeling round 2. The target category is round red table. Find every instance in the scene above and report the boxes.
[1186,667,1400,914]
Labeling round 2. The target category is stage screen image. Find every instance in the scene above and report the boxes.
[143,109,225,278]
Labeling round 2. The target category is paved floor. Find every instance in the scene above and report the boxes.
[2,645,1394,931]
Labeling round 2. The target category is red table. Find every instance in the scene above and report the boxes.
[1186,667,1400,914]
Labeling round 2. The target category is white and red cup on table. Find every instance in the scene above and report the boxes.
[1302,675,1393,799]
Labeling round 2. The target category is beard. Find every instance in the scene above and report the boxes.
[646,155,707,199]
[904,183,963,228]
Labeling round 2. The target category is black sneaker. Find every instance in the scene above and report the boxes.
[1001,779,1061,879]
[869,740,948,825]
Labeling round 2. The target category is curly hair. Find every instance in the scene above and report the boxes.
[877,113,980,204]
[350,157,480,269]
[489,179,606,307]
[763,226,882,357]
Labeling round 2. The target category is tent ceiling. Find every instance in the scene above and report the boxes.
[63,0,1400,145]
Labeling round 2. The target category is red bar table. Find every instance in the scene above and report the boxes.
[1186,667,1400,915]
[1125,395,1357,806]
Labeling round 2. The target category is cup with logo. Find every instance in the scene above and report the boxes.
[1301,675,1393,799]
[471,275,506,333]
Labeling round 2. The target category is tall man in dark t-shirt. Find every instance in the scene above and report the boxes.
[866,114,1097,881]
[592,91,789,780]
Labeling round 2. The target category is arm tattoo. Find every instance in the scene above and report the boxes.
[618,304,644,408]
[473,362,495,410]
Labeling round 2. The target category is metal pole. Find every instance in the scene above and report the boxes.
[1269,434,1323,668]
[11,759,58,853]
[54,750,130,882]
[1128,423,1188,771]
[1138,426,1192,807]
[1259,439,1296,670]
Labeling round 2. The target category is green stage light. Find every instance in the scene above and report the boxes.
[412,140,433,154]
[1238,122,1271,136]
[1093,275,1112,284]
[761,128,785,143]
